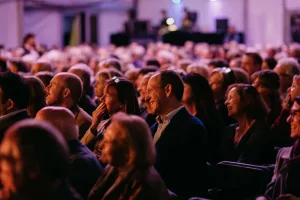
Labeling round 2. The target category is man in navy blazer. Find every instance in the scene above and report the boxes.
[146,70,209,199]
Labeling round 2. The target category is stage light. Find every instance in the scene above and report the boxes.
[166,18,175,25]
[172,0,181,4]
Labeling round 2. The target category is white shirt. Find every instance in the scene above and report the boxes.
[153,106,184,144]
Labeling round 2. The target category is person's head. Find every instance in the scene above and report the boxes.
[287,75,300,104]
[135,67,158,89]
[182,73,216,116]
[209,67,236,100]
[100,77,140,116]
[24,76,46,117]
[31,61,53,75]
[229,57,242,69]
[161,9,167,18]
[146,70,184,116]
[35,71,54,87]
[208,59,228,72]
[186,63,210,80]
[274,57,300,94]
[0,120,68,197]
[93,68,123,98]
[287,97,300,139]
[251,70,281,108]
[68,64,92,94]
[145,59,160,68]
[23,33,36,47]
[125,68,139,88]
[225,84,269,120]
[0,71,29,116]
[100,112,155,168]
[35,106,78,140]
[262,57,277,70]
[8,60,28,73]
[44,72,83,108]
[157,50,174,67]
[231,68,249,84]
[177,59,192,72]
[137,72,156,104]
[241,52,263,76]
[98,58,122,72]
[89,56,100,74]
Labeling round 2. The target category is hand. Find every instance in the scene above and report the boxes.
[277,194,300,200]
[282,95,292,110]
[91,102,107,130]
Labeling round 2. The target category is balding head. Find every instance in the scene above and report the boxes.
[35,106,78,140]
[32,61,53,75]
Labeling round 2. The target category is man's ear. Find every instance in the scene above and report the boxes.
[63,88,71,98]
[6,99,15,111]
[165,84,172,97]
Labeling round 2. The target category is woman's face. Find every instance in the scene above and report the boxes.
[101,123,129,166]
[225,87,242,118]
[182,83,193,104]
[288,79,300,102]
[94,75,106,98]
[210,73,223,94]
[100,85,122,116]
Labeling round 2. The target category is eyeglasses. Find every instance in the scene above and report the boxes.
[289,110,300,119]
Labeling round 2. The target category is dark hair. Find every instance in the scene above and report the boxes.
[23,33,35,45]
[245,52,263,67]
[295,96,300,105]
[24,76,46,117]
[9,60,28,73]
[226,84,269,120]
[0,59,7,72]
[264,57,277,70]
[0,71,29,109]
[183,73,219,121]
[208,59,229,69]
[145,59,160,68]
[138,67,158,76]
[35,71,54,87]
[160,70,184,101]
[105,78,140,115]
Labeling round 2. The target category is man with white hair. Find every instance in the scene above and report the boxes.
[274,57,300,99]
[35,106,103,199]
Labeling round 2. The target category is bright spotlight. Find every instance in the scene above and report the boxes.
[172,0,181,4]
[166,18,175,25]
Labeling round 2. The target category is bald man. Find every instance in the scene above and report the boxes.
[68,64,96,115]
[44,72,92,139]
[35,106,103,199]
[31,60,53,75]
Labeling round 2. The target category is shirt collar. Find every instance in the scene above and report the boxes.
[156,106,184,125]
[0,109,26,121]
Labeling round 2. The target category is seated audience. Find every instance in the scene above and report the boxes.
[0,71,29,142]
[8,59,28,73]
[182,73,225,163]
[68,64,96,115]
[135,67,158,90]
[257,97,300,200]
[208,59,229,72]
[88,112,170,200]
[24,76,46,117]
[81,77,140,153]
[231,67,249,84]
[262,57,277,70]
[251,70,282,126]
[45,72,92,139]
[210,67,236,125]
[146,70,208,198]
[221,84,275,164]
[0,119,82,200]
[98,58,122,72]
[241,52,262,76]
[274,58,300,99]
[186,63,210,80]
[35,107,103,199]
[125,68,139,88]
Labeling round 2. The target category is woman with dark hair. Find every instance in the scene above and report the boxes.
[81,77,140,153]
[209,67,236,126]
[182,73,225,163]
[221,84,275,164]
[252,70,282,126]
[24,76,46,117]
[0,119,81,200]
